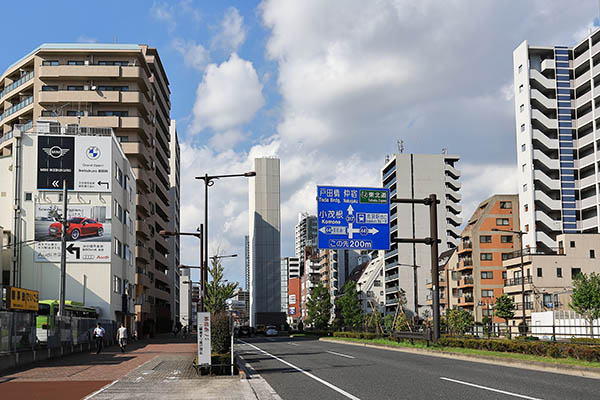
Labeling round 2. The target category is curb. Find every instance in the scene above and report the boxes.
[319,338,600,380]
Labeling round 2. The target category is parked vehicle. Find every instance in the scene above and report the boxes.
[265,326,278,336]
[237,326,251,337]
[49,217,104,240]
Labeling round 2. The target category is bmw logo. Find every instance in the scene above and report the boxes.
[86,146,101,160]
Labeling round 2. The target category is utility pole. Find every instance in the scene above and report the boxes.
[58,180,68,317]
[429,194,440,341]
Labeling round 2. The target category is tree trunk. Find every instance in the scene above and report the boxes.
[589,318,594,339]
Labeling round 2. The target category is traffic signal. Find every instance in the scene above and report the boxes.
[191,286,200,303]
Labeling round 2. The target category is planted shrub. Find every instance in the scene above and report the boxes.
[211,312,231,354]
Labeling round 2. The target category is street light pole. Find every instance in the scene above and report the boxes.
[195,171,255,316]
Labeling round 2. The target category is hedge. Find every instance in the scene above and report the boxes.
[333,332,381,339]
[437,337,600,363]
[571,337,600,345]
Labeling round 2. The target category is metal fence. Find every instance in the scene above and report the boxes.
[0,311,116,354]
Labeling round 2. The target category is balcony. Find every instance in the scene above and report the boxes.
[136,245,150,264]
[515,302,534,310]
[0,96,33,122]
[385,273,399,282]
[0,71,34,100]
[136,220,151,238]
[445,163,461,179]
[504,276,533,287]
[458,295,474,306]
[458,240,472,253]
[458,276,474,287]
[457,258,473,271]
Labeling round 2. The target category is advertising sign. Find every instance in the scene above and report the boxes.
[37,135,112,192]
[288,307,296,315]
[289,294,296,305]
[7,287,39,311]
[317,186,390,250]
[33,204,111,263]
[197,312,211,366]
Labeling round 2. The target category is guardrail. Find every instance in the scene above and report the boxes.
[392,329,433,346]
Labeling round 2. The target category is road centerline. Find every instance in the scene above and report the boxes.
[239,340,361,400]
[440,377,543,400]
[326,350,355,359]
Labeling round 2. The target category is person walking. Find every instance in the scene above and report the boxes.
[94,323,105,354]
[117,323,128,353]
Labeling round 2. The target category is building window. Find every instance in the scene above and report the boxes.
[66,111,84,116]
[24,192,32,201]
[480,253,493,261]
[482,308,494,317]
[521,144,526,152]
[590,250,596,259]
[519,84,524,93]
[518,64,523,73]
[496,218,510,226]
[537,268,543,277]
[524,204,528,212]
[482,290,494,298]
[480,235,492,243]
[499,201,512,209]
[67,85,84,91]
[481,271,493,279]
[571,267,581,279]
[525,224,529,232]
[556,267,562,278]
[570,241,575,248]
[501,235,513,243]
[42,85,58,91]
[67,60,84,65]
[501,253,511,260]
[520,104,524,113]
[522,163,526,172]
[523,184,527,192]
[113,275,122,294]
[502,271,507,279]
[521,124,525,132]
[42,60,59,66]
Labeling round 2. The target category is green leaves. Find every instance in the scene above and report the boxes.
[335,281,363,330]
[306,283,332,330]
[446,308,473,335]
[205,256,238,314]
[495,294,515,321]
[570,272,600,338]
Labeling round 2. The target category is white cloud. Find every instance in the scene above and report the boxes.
[212,7,246,53]
[150,1,176,31]
[76,36,98,43]
[172,39,210,71]
[208,129,246,151]
[190,53,265,134]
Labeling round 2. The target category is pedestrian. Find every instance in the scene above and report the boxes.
[94,323,105,354]
[116,323,128,353]
[182,325,188,339]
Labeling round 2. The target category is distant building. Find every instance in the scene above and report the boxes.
[295,213,317,273]
[179,269,192,328]
[168,121,181,328]
[245,235,250,290]
[355,254,385,315]
[248,157,281,326]
[280,258,288,313]
[232,289,250,324]
[382,154,462,317]
[287,277,301,328]
[503,233,600,327]
[513,31,600,251]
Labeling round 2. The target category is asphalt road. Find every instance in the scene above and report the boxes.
[237,337,600,400]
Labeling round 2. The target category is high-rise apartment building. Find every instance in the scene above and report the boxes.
[244,235,250,290]
[168,121,180,325]
[282,256,300,279]
[382,154,462,317]
[446,195,520,323]
[280,258,289,313]
[0,43,176,334]
[248,157,281,326]
[513,30,600,251]
[295,212,317,273]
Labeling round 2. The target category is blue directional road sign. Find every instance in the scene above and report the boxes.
[317,186,390,250]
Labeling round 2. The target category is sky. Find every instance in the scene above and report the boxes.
[1,1,598,288]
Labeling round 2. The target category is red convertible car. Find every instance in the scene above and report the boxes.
[49,217,104,240]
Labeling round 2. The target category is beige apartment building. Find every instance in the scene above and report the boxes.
[503,233,600,327]
[0,43,176,335]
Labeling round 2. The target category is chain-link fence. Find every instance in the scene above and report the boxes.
[0,311,116,354]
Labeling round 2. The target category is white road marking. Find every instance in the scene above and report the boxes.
[289,342,300,346]
[82,379,120,399]
[266,337,276,341]
[239,340,361,400]
[440,377,543,400]
[326,350,355,359]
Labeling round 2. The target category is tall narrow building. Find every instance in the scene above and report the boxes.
[294,212,317,274]
[248,157,281,326]
[381,154,462,317]
[0,44,176,335]
[513,29,600,251]
[168,121,181,325]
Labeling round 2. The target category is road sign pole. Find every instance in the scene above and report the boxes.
[58,180,67,317]
[429,194,440,342]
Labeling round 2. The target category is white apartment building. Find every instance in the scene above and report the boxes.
[355,253,385,315]
[513,29,600,251]
[168,121,181,326]
[179,268,192,328]
[0,122,136,326]
[382,154,462,317]
[295,212,317,272]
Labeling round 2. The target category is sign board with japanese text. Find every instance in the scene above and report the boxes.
[37,135,112,192]
[7,287,39,311]
[197,312,211,366]
[317,186,390,250]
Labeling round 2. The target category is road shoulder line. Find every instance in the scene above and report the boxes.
[319,338,600,380]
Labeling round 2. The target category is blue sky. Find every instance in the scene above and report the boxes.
[1,1,598,287]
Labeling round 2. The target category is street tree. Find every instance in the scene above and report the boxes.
[446,308,472,336]
[335,281,363,330]
[494,294,515,338]
[205,256,238,314]
[570,272,600,339]
[306,283,332,330]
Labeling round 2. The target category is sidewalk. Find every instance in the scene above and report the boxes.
[0,334,280,400]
